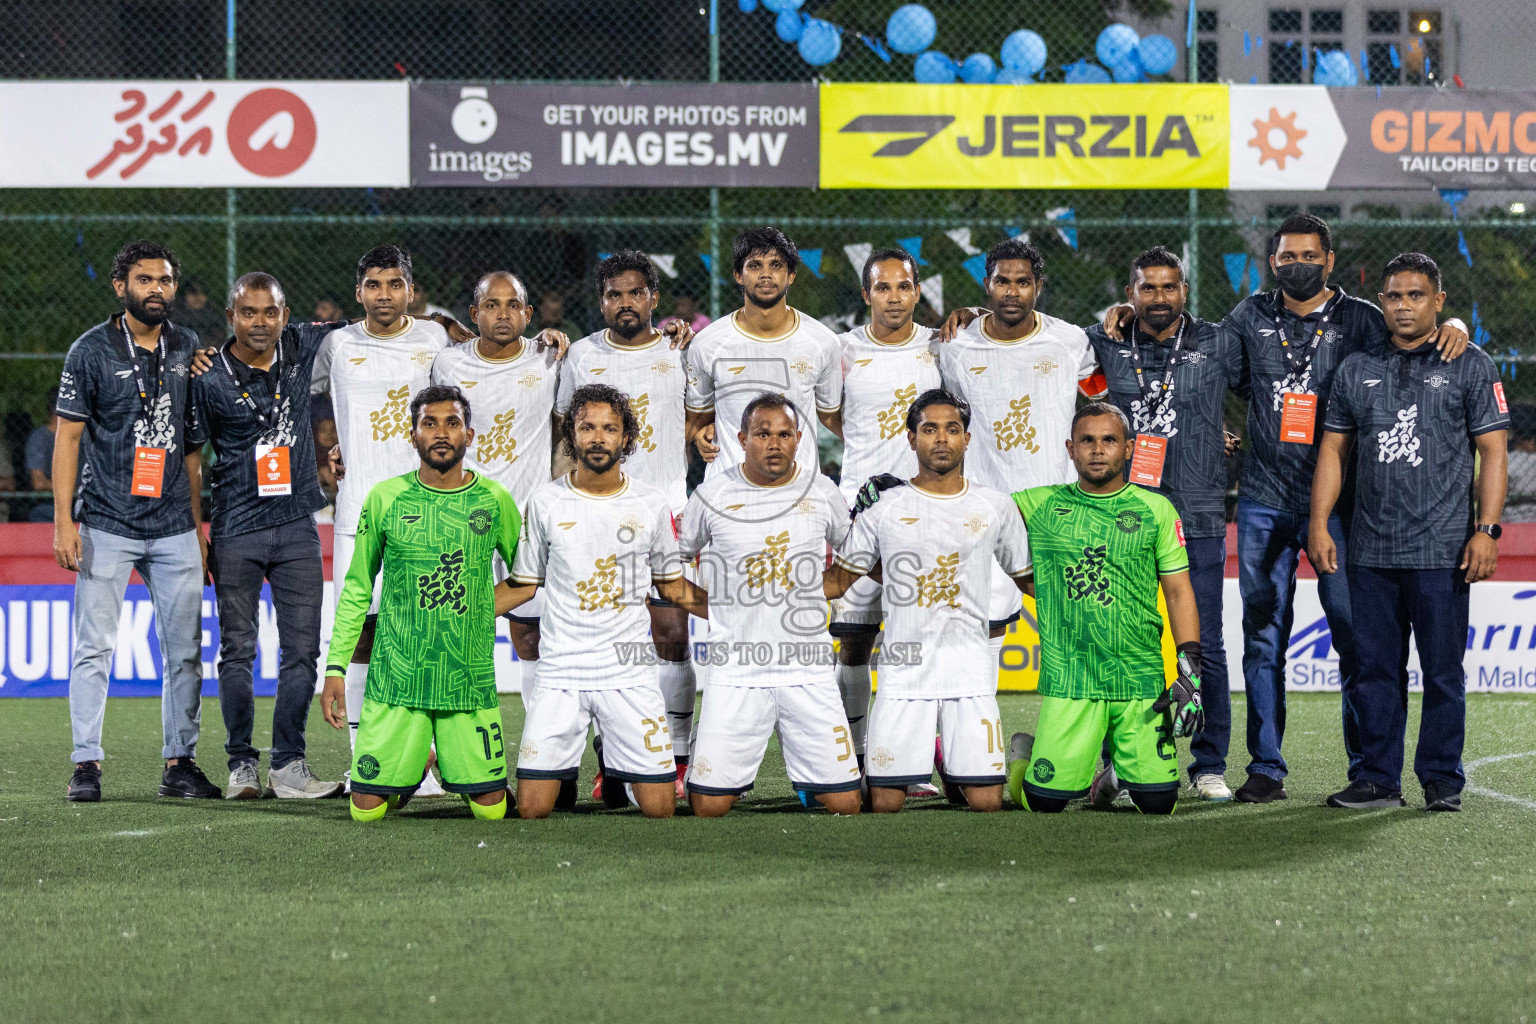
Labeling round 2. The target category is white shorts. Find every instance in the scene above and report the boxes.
[830,573,883,634]
[332,532,381,616]
[515,684,676,784]
[988,559,1024,628]
[687,683,862,796]
[865,694,1006,788]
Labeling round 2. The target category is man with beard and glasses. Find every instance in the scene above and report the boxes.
[503,384,708,820]
[186,272,346,800]
[55,240,219,802]
[1085,246,1245,803]
[684,226,842,482]
[320,385,522,822]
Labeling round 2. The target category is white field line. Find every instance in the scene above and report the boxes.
[1465,750,1536,810]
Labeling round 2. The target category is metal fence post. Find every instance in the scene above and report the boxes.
[708,0,722,320]
[225,0,238,297]
[1186,0,1200,317]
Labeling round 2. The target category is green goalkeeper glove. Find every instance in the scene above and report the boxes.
[1152,641,1204,739]
[849,473,905,521]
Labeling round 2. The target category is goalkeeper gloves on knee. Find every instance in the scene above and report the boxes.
[1153,641,1204,738]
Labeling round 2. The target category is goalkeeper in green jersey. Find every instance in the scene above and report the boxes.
[1007,402,1204,815]
[320,385,522,822]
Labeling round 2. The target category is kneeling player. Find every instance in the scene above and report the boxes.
[680,394,862,817]
[828,389,1032,812]
[321,386,521,822]
[501,384,708,819]
[1007,403,1203,815]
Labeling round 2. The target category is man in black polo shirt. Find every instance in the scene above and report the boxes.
[1309,252,1507,811]
[1088,246,1245,802]
[187,272,345,800]
[55,240,219,802]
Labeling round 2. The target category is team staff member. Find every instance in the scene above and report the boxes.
[1309,253,1507,812]
[1087,247,1244,803]
[55,240,219,802]
[187,272,345,801]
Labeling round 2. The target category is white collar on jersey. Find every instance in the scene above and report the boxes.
[730,308,800,343]
[908,478,970,500]
[978,311,1045,346]
[601,328,665,352]
[361,314,417,341]
[564,471,630,500]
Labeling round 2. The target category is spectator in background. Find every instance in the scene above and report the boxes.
[175,280,229,347]
[408,283,452,320]
[658,293,710,334]
[26,387,59,522]
[312,296,345,323]
[527,288,582,340]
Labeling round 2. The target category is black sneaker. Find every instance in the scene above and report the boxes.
[1235,773,1289,803]
[67,761,102,802]
[1326,779,1407,809]
[1423,781,1463,812]
[159,758,223,799]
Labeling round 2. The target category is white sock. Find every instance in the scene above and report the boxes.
[519,658,538,710]
[658,658,697,762]
[988,635,1005,679]
[836,660,872,755]
[345,662,368,752]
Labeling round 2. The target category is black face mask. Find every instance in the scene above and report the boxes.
[1275,261,1327,302]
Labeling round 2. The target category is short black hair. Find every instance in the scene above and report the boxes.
[596,250,661,295]
[861,246,920,293]
[561,383,640,460]
[985,238,1045,281]
[410,384,471,430]
[1070,401,1131,439]
[111,240,180,283]
[905,387,970,432]
[356,244,413,287]
[732,226,800,277]
[739,391,800,434]
[227,271,286,310]
[182,279,206,297]
[1381,252,1443,292]
[1130,246,1186,284]
[1270,213,1333,256]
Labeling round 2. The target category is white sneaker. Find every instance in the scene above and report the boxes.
[1088,763,1127,809]
[1191,773,1233,802]
[225,761,262,800]
[415,770,448,798]
[267,759,344,799]
[906,782,943,799]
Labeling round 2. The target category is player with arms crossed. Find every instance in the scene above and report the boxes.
[320,385,521,822]
[680,394,862,817]
[1007,403,1203,816]
[503,384,708,819]
[827,389,1032,813]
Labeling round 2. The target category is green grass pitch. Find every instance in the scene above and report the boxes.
[4,693,1536,1023]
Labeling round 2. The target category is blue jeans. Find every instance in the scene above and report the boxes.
[1236,498,1361,781]
[1185,536,1232,780]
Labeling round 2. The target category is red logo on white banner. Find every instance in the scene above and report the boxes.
[228,89,317,177]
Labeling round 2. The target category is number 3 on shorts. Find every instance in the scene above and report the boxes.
[833,725,852,762]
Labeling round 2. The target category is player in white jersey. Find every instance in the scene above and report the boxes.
[680,393,862,816]
[828,389,1033,813]
[502,384,708,819]
[558,252,696,796]
[684,226,841,482]
[827,247,944,766]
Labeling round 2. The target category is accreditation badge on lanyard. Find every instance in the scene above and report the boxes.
[220,344,292,497]
[1276,293,1340,445]
[1128,317,1184,488]
[122,318,169,498]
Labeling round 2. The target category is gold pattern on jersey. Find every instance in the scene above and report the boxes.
[744,530,793,589]
[1034,356,1059,377]
[369,384,411,441]
[650,359,674,377]
[915,350,937,366]
[792,498,817,516]
[916,552,962,608]
[476,408,521,466]
[517,371,542,392]
[411,350,433,368]
[631,392,657,452]
[877,383,919,440]
[993,396,1040,453]
[790,357,814,378]
[964,512,990,536]
[576,554,623,611]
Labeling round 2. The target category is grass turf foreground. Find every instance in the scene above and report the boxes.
[3,694,1536,1024]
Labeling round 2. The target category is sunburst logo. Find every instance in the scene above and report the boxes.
[1249,107,1307,170]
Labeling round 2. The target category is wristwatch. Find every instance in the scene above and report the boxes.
[1477,523,1502,540]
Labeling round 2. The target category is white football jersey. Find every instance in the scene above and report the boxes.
[684,309,842,480]
[938,312,1101,492]
[837,323,943,504]
[678,463,849,687]
[836,481,1030,698]
[511,474,683,690]
[431,338,560,507]
[311,316,449,534]
[557,330,688,515]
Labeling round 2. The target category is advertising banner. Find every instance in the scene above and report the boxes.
[410,82,818,187]
[0,81,409,187]
[819,82,1229,190]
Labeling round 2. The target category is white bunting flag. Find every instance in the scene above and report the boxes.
[945,228,980,256]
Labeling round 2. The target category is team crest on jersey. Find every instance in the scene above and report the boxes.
[691,757,713,779]
[870,747,896,770]
[477,408,520,466]
[792,498,818,516]
[369,384,411,442]
[468,508,493,535]
[993,396,1040,453]
[916,552,961,608]
[617,515,646,541]
[964,513,988,536]
[651,359,675,377]
[915,350,937,366]
[745,530,794,589]
[1064,544,1113,606]
[171,361,188,377]
[411,349,433,368]
[1115,510,1143,534]
[519,740,538,761]
[630,393,657,452]
[418,549,469,615]
[1424,373,1450,390]
[1184,350,1207,365]
[1034,356,1058,377]
[576,555,623,611]
[518,372,542,392]
[1031,758,1055,783]
[790,358,815,378]
[878,383,919,440]
[356,755,381,780]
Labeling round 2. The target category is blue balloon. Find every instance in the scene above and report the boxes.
[1315,49,1357,86]
[775,9,804,42]
[762,0,802,12]
[797,18,841,66]
[1000,30,1047,74]
[1138,34,1178,75]
[960,53,997,84]
[886,4,937,56]
[914,50,957,84]
[994,67,1035,84]
[1095,23,1140,68]
[737,0,757,12]
[1063,59,1112,84]
[1110,50,1145,82]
